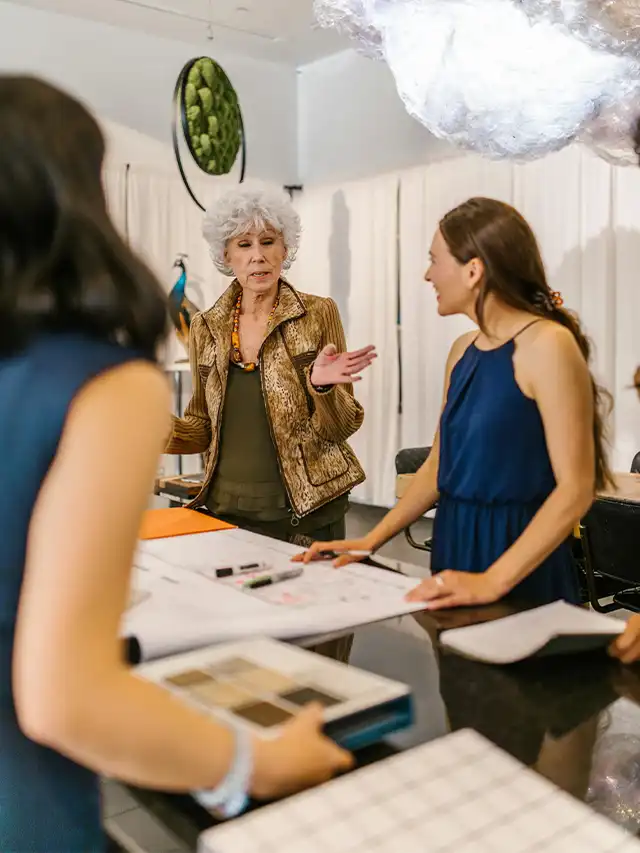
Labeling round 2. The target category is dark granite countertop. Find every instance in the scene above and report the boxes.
[124,598,640,849]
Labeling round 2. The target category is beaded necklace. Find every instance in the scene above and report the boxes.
[230,291,279,372]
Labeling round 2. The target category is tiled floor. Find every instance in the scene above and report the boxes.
[104,502,431,852]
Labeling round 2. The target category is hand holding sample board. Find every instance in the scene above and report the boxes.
[137,638,413,753]
[440,601,625,664]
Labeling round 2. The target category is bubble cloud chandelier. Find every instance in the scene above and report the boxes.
[313,0,640,164]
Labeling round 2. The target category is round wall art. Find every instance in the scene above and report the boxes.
[172,56,246,210]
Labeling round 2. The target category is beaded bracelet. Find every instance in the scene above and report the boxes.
[193,724,254,819]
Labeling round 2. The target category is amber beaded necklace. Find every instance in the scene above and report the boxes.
[230,291,279,372]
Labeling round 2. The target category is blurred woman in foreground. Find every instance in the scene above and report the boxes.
[0,76,350,853]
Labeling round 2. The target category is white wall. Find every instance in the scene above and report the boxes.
[297,50,460,185]
[0,0,298,185]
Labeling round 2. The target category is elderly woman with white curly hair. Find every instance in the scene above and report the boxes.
[166,186,376,544]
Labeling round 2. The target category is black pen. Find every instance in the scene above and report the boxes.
[214,562,263,579]
[244,568,303,589]
[318,549,372,559]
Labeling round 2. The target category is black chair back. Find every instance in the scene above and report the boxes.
[631,452,640,474]
[582,497,640,587]
[395,447,431,475]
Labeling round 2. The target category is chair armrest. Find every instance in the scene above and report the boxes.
[395,473,415,500]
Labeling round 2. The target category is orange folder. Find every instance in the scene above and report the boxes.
[139,508,236,540]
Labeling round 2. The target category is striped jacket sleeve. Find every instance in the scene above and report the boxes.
[165,313,212,455]
[305,297,364,443]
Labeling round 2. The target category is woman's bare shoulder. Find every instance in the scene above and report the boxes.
[67,360,170,432]
[521,319,583,365]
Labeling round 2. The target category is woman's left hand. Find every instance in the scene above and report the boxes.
[405,570,503,610]
[310,344,376,387]
[609,615,640,664]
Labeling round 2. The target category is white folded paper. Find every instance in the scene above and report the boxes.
[440,601,625,664]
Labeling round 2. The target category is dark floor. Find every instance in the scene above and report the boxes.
[345,502,433,576]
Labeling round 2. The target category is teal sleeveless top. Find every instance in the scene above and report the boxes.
[0,333,141,852]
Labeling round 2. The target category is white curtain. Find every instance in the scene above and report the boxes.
[612,165,640,469]
[291,179,400,505]
[102,165,129,240]
[343,174,400,507]
[290,184,345,298]
[513,146,638,470]
[103,146,638,500]
[397,145,639,472]
[126,167,230,367]
[399,157,512,450]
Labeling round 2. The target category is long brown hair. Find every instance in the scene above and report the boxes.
[439,197,613,491]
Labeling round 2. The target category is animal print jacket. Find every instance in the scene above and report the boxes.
[166,280,365,519]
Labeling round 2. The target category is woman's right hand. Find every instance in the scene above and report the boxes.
[292,537,374,568]
[251,704,353,800]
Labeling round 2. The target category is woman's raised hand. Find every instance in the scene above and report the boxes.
[310,344,376,387]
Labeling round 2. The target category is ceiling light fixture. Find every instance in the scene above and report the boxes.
[314,0,640,165]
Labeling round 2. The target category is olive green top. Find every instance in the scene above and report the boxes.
[206,363,347,532]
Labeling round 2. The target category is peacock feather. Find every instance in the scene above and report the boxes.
[168,254,200,353]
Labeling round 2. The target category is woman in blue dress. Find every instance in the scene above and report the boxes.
[301,197,612,610]
[0,76,349,852]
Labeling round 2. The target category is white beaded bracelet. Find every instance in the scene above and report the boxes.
[193,725,254,819]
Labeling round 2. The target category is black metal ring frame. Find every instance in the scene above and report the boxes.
[171,57,247,212]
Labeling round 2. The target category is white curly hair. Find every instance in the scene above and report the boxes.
[202,185,302,276]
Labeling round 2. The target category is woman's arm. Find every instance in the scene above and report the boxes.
[306,298,364,443]
[165,313,212,455]
[300,333,474,566]
[409,324,597,607]
[13,361,349,795]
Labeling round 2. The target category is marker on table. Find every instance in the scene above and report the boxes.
[214,562,264,579]
[244,568,303,590]
[318,549,372,560]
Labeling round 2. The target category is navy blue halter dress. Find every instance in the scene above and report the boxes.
[431,329,580,605]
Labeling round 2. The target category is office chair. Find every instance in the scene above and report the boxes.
[581,496,640,613]
[395,447,434,552]
[631,451,640,475]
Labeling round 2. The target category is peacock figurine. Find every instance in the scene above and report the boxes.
[168,254,200,354]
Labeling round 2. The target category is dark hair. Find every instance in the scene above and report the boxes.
[0,75,168,359]
[439,197,613,491]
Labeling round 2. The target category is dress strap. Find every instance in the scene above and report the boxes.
[474,318,542,351]
[510,318,542,342]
